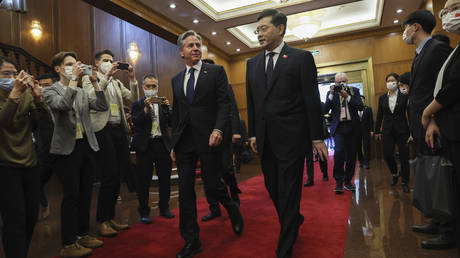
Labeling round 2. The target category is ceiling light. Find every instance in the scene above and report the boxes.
[292,21,321,41]
[236,48,241,52]
[169,3,176,9]
[226,41,231,45]
[211,31,217,36]
[393,19,399,24]
[396,9,403,14]
[193,19,199,24]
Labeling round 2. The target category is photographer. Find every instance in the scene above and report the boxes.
[131,74,174,224]
[324,72,364,194]
[0,56,49,258]
[82,49,138,237]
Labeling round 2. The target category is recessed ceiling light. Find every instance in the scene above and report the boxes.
[193,19,199,24]
[396,9,403,14]
[169,3,176,9]
[236,48,241,52]
[393,19,399,24]
[211,31,217,36]
[226,41,231,45]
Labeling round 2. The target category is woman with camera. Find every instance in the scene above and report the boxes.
[374,73,411,193]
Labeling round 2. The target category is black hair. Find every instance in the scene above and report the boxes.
[402,10,436,34]
[386,73,400,82]
[399,72,411,85]
[142,73,158,83]
[257,9,287,36]
[432,34,450,46]
[0,56,17,68]
[202,58,215,64]
[37,73,57,82]
[51,51,77,78]
[95,49,115,61]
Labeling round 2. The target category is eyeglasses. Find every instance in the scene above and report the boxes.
[254,25,273,35]
[439,3,460,18]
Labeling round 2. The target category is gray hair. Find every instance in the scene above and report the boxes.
[177,30,202,49]
[142,73,158,84]
[335,72,348,82]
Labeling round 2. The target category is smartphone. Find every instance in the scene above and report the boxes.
[118,62,129,70]
[81,65,92,75]
[150,96,166,104]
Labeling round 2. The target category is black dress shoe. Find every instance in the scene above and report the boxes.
[401,183,410,193]
[201,211,221,222]
[344,182,355,191]
[421,234,456,250]
[303,179,314,187]
[334,182,344,194]
[176,239,202,258]
[390,174,399,186]
[412,223,438,234]
[225,202,244,235]
[160,209,175,219]
[140,216,152,224]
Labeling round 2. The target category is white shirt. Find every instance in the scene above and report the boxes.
[183,60,202,95]
[150,103,162,138]
[388,91,398,113]
[265,41,285,71]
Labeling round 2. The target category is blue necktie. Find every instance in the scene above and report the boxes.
[186,68,195,103]
[266,52,275,84]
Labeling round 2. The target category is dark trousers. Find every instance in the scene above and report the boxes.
[357,131,371,165]
[0,166,39,258]
[383,132,410,183]
[176,145,234,242]
[261,137,304,258]
[37,152,55,207]
[94,124,131,223]
[136,138,172,216]
[55,139,94,246]
[306,152,328,181]
[333,122,358,183]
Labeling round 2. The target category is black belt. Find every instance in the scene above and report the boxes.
[106,123,121,129]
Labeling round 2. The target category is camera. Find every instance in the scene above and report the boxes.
[80,64,92,76]
[149,96,167,104]
[333,82,347,92]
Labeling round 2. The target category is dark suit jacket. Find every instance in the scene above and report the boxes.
[131,96,172,153]
[375,91,409,136]
[171,63,230,153]
[409,38,452,138]
[360,106,374,134]
[324,87,364,136]
[434,44,460,141]
[246,44,324,160]
[228,85,241,136]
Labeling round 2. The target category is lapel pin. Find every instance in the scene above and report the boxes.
[283,55,288,59]
[204,70,207,74]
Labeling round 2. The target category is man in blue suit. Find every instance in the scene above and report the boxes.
[324,72,364,194]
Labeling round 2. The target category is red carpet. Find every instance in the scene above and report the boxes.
[83,159,352,258]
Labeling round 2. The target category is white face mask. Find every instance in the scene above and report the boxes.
[100,61,112,75]
[442,10,460,34]
[402,25,415,44]
[386,81,398,90]
[144,89,158,97]
[64,66,73,80]
[399,87,408,94]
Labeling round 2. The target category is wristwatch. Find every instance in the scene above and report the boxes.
[71,75,78,81]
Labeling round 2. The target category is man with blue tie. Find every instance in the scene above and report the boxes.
[170,30,244,258]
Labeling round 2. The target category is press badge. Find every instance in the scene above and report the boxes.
[110,103,120,116]
[152,121,159,134]
[76,122,83,139]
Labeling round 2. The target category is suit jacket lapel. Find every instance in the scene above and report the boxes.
[384,94,390,113]
[193,63,208,103]
[175,69,188,104]
[255,53,267,99]
[411,39,432,84]
[265,44,288,98]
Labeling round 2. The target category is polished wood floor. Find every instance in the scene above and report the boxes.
[2,158,459,258]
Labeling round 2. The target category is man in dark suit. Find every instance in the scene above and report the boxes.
[325,73,364,194]
[402,10,454,248]
[246,9,328,258]
[131,74,174,224]
[234,119,248,174]
[357,95,374,169]
[170,30,243,258]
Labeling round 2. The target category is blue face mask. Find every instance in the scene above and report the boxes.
[0,78,15,91]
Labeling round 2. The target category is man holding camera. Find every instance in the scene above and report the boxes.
[82,49,139,237]
[325,72,364,194]
[131,74,174,224]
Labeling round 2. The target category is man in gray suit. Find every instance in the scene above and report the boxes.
[42,51,108,258]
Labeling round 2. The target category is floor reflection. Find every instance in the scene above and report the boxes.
[345,159,458,258]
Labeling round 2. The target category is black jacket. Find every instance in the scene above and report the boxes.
[131,96,172,152]
[409,38,452,138]
[360,106,374,134]
[375,91,409,136]
[434,44,460,141]
[171,63,230,153]
[246,44,324,159]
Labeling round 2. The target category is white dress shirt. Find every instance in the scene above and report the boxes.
[150,103,162,138]
[265,41,285,71]
[388,91,398,113]
[183,60,202,95]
